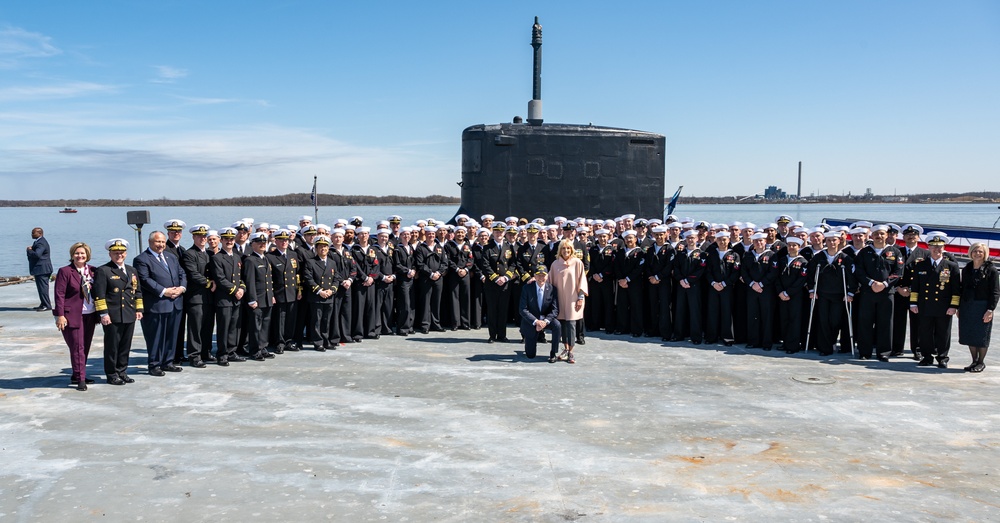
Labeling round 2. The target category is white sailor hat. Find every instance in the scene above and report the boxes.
[554,216,567,223]
[105,238,129,251]
[331,228,345,235]
[750,232,767,240]
[848,227,868,235]
[823,231,841,239]
[343,224,356,231]
[925,232,948,245]
[651,225,668,234]
[250,232,269,243]
[376,228,390,235]
[299,215,313,222]
[785,236,804,245]
[604,219,616,226]
[576,226,589,233]
[850,220,874,229]
[268,224,279,231]
[287,224,299,232]
[683,230,700,239]
[257,222,270,230]
[871,224,889,233]
[481,214,495,221]
[164,219,186,231]
[357,227,371,234]
[809,227,825,234]
[207,230,220,238]
[595,228,611,236]
[743,222,757,230]
[466,220,479,227]
[454,214,468,221]
[792,227,809,235]
[764,222,778,230]
[376,221,389,228]
[884,223,901,233]
[622,229,637,238]
[504,215,517,223]
[714,231,731,238]
[415,220,427,227]
[791,221,804,228]
[835,226,851,233]
[622,214,636,220]
[242,218,255,225]
[902,224,924,235]
[424,226,438,233]
[219,227,238,239]
[454,225,467,233]
[400,226,413,233]
[667,222,682,229]
[681,221,694,229]
[649,219,663,226]
[315,224,331,232]
[334,218,348,226]
[189,224,210,235]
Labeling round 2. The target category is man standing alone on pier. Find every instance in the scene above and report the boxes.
[27,227,53,311]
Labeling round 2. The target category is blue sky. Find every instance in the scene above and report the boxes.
[1,1,997,200]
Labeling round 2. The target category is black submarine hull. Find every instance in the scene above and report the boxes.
[456,123,666,221]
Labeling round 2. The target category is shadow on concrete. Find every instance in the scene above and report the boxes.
[0,375,74,390]
[467,351,551,363]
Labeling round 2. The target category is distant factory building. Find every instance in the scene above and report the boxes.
[764,185,789,200]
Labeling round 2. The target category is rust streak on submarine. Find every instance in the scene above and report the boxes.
[454,17,666,222]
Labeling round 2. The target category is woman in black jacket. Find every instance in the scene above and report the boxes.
[959,243,999,372]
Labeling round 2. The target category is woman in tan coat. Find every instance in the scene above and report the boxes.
[551,240,589,363]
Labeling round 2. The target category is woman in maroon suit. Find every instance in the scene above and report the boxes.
[53,242,98,391]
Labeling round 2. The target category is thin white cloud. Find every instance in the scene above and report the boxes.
[152,65,188,83]
[0,25,61,65]
[0,82,119,102]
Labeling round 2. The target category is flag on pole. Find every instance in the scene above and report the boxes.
[666,185,683,216]
[310,177,317,205]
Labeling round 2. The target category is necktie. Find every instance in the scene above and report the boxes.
[159,253,169,273]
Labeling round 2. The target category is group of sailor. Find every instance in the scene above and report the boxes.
[92,212,961,371]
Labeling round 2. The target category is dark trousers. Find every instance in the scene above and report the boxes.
[375,280,395,335]
[395,279,415,333]
[917,315,952,363]
[247,305,272,355]
[815,295,845,354]
[733,282,748,344]
[34,274,52,309]
[470,277,484,329]
[352,283,375,339]
[520,318,561,359]
[857,291,893,358]
[674,284,701,342]
[215,305,240,359]
[445,273,471,329]
[891,292,919,355]
[646,280,664,337]
[336,288,352,343]
[294,299,311,345]
[271,301,297,349]
[589,278,615,333]
[705,286,734,343]
[185,302,214,360]
[173,313,186,364]
[778,294,804,351]
[417,276,443,331]
[615,282,644,336]
[310,301,333,348]
[746,288,774,348]
[102,321,135,378]
[140,309,181,369]
[484,281,510,340]
[63,313,97,381]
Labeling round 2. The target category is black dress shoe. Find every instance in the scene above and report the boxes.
[250,353,266,361]
[723,341,734,347]
[285,344,299,352]
[877,356,890,362]
[121,374,134,383]
[217,359,230,366]
[76,382,87,391]
[487,339,495,344]
[229,355,247,362]
[576,338,586,345]
[263,351,275,359]
[498,337,511,343]
[889,351,904,357]
[917,358,934,366]
[163,364,183,372]
[190,359,207,368]
[937,361,948,369]
[315,346,326,352]
[149,367,165,376]
[36,306,51,312]
[71,378,96,384]
[107,376,125,386]
[272,346,284,355]
[203,354,217,362]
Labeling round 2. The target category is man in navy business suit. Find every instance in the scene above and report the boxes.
[134,231,187,376]
[519,264,561,361]
[27,227,53,311]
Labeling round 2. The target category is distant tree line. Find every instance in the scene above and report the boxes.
[0,193,461,208]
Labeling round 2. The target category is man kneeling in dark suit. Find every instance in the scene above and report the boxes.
[519,264,561,362]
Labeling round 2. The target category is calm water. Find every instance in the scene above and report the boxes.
[3,203,999,277]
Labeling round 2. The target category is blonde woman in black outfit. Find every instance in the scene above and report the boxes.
[959,243,999,372]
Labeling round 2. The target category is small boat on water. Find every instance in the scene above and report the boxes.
[58,207,78,214]
[823,217,1000,258]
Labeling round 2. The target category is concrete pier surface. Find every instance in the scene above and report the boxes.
[1,280,998,522]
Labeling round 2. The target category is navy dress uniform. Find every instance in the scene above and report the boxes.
[908,232,962,368]
[478,224,516,342]
[393,230,417,335]
[266,229,302,353]
[242,233,276,360]
[444,230,474,330]
[645,232,675,341]
[414,228,449,333]
[853,225,905,360]
[163,219,187,365]
[806,235,857,355]
[92,239,144,385]
[672,231,705,343]
[181,224,215,366]
[587,232,617,334]
[614,230,646,338]
[893,224,929,357]
[330,239,358,345]
[741,233,777,350]
[773,238,808,353]
[705,233,740,345]
[371,230,396,336]
[303,236,339,351]
[210,228,246,365]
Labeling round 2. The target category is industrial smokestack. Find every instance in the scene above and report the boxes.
[527,16,543,126]
[797,161,802,199]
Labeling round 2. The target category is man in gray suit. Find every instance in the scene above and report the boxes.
[519,264,561,362]
[27,227,53,311]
